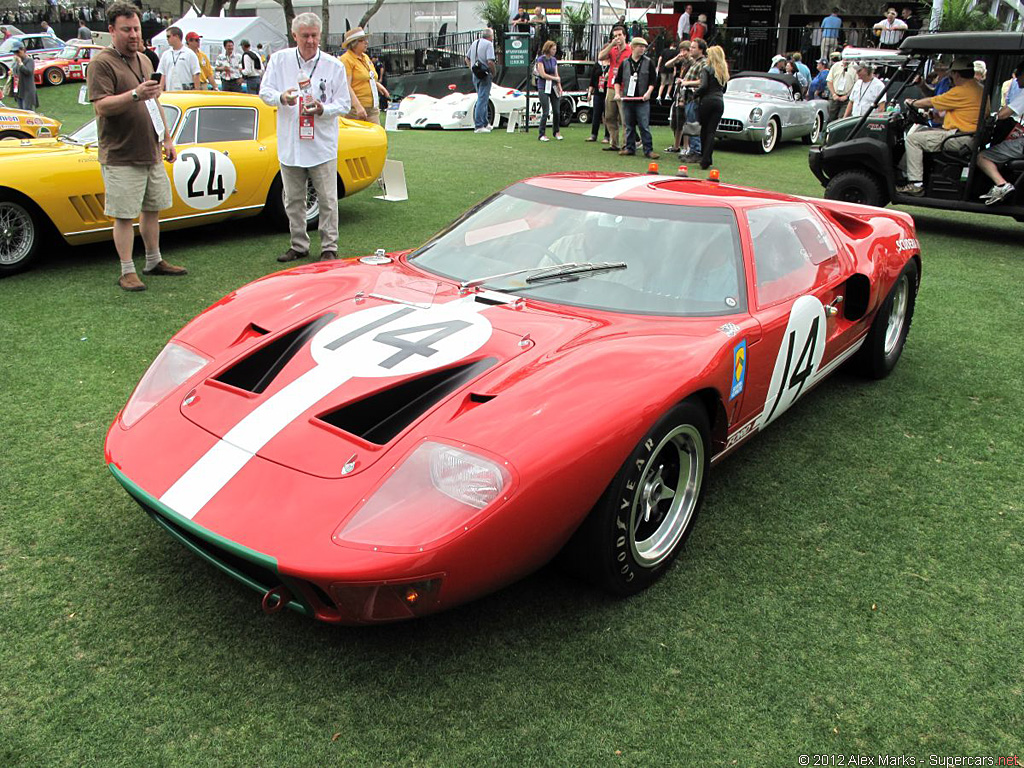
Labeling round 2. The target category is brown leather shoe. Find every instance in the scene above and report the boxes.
[118,273,147,292]
[602,145,620,151]
[142,259,188,276]
[644,151,661,159]
[618,148,635,156]
[319,251,338,261]
[277,248,308,263]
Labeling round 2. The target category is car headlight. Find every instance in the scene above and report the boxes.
[121,342,210,428]
[749,107,763,123]
[334,441,511,550]
[453,110,468,119]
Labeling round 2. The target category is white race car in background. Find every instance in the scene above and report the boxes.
[396,87,592,130]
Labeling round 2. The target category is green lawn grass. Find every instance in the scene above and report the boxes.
[1,83,1022,766]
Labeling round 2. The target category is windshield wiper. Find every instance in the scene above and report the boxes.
[459,261,626,290]
[525,261,627,283]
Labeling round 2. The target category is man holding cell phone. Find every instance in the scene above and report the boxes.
[87,1,186,292]
[259,12,351,264]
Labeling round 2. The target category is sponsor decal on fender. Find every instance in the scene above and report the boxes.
[730,340,746,400]
[896,237,919,252]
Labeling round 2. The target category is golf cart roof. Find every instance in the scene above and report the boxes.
[841,47,910,66]
[899,31,1024,54]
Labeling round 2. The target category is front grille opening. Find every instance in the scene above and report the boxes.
[719,119,743,132]
[318,357,497,445]
[214,313,335,393]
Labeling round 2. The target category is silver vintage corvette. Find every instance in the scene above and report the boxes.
[715,72,827,153]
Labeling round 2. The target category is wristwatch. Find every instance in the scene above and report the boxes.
[131,89,140,102]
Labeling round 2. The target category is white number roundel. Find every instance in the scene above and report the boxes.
[309,301,492,378]
[758,295,827,430]
[172,147,237,211]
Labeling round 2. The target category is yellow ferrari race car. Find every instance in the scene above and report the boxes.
[0,105,61,139]
[0,91,388,274]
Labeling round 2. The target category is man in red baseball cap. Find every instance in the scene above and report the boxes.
[185,31,215,89]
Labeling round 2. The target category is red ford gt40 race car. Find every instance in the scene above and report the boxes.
[105,172,921,624]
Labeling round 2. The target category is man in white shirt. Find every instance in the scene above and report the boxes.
[845,63,886,118]
[977,61,1024,205]
[826,52,857,123]
[873,8,908,50]
[259,12,351,263]
[216,39,243,91]
[676,4,692,42]
[157,26,200,90]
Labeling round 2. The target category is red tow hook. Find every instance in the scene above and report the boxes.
[261,585,292,615]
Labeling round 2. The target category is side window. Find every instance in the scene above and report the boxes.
[747,205,841,307]
[176,109,198,144]
[26,37,42,51]
[195,107,257,143]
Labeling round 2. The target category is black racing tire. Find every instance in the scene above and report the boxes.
[0,130,32,140]
[561,400,710,596]
[825,169,889,208]
[803,112,824,145]
[559,99,574,127]
[576,107,591,124]
[0,193,43,276]
[761,117,780,153]
[44,66,65,86]
[852,259,918,379]
[0,62,9,79]
[265,174,321,232]
[486,100,495,127]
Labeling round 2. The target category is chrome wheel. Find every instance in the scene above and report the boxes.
[810,113,823,143]
[761,118,779,153]
[883,274,909,356]
[0,200,35,267]
[630,425,705,567]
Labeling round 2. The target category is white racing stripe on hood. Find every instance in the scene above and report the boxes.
[160,296,489,521]
[582,175,675,199]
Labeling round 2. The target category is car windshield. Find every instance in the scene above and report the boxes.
[409,182,746,316]
[65,105,181,144]
[57,44,79,58]
[0,38,17,54]
[727,78,791,99]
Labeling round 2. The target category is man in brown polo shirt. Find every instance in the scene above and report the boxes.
[87,1,186,291]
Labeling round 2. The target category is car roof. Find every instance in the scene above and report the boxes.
[522,172,806,211]
[732,71,800,87]
[900,31,1024,54]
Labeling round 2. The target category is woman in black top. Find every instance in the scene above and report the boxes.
[585,60,609,142]
[695,45,729,170]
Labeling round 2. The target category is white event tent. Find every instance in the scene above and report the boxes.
[151,14,288,59]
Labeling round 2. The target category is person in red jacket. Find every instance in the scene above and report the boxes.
[690,14,707,40]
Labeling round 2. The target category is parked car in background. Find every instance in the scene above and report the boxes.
[0,104,61,138]
[0,91,387,275]
[716,72,827,153]
[0,33,66,79]
[31,40,105,86]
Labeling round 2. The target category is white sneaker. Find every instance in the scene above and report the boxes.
[555,134,564,141]
[474,127,488,133]
[983,183,1015,205]
[539,135,550,142]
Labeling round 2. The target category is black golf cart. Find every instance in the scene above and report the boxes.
[808,32,1024,221]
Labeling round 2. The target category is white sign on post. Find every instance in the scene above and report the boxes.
[384,104,400,132]
[374,159,408,202]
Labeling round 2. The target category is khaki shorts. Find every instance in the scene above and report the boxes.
[101,163,172,219]
[346,104,381,124]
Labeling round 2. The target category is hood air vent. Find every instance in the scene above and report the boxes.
[214,313,336,393]
[318,357,498,445]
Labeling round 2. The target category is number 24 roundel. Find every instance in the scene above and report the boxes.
[172,147,237,212]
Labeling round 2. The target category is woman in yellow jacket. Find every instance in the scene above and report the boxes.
[340,28,389,123]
